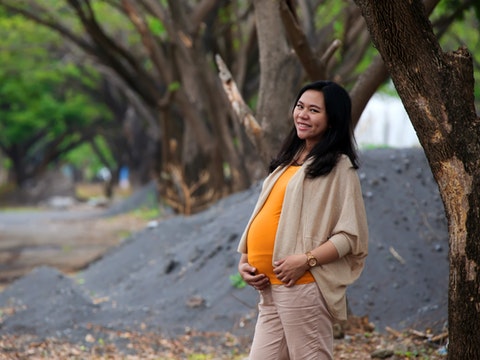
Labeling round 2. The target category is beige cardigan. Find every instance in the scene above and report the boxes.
[238,155,369,321]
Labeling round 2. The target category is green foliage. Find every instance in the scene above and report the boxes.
[352,44,377,76]
[393,348,437,359]
[132,206,161,221]
[63,136,114,180]
[168,81,181,92]
[360,144,392,150]
[0,14,110,145]
[147,15,167,39]
[0,10,115,184]
[313,2,344,36]
[432,4,480,50]
[313,2,378,83]
[188,355,212,360]
[434,0,480,22]
[247,93,258,111]
[218,6,231,24]
[229,273,247,289]
[432,4,480,104]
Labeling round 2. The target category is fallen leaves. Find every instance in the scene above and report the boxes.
[0,327,249,360]
[0,324,448,360]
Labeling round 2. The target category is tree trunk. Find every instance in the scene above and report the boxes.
[9,148,28,186]
[253,0,303,161]
[354,1,480,358]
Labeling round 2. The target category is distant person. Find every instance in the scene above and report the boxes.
[119,166,130,190]
[237,81,369,359]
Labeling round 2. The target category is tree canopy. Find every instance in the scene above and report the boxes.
[0,8,112,185]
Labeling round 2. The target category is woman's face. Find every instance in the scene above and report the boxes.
[293,90,328,147]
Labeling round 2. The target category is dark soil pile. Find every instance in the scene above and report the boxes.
[0,148,449,350]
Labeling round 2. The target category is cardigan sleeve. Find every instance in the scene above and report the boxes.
[327,157,369,260]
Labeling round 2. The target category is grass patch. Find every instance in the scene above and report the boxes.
[359,144,392,150]
[132,207,161,220]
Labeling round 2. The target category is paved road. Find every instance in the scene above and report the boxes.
[0,206,143,283]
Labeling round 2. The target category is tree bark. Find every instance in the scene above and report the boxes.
[354,1,480,358]
[279,0,328,81]
[253,0,303,161]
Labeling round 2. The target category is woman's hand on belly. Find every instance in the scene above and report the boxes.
[238,254,270,290]
[273,254,310,287]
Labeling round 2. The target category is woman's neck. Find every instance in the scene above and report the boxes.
[295,147,309,165]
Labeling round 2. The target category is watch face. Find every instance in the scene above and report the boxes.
[308,258,317,267]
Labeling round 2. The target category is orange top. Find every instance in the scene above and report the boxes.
[247,165,315,285]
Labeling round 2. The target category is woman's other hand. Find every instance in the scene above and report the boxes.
[238,253,270,290]
[273,254,309,287]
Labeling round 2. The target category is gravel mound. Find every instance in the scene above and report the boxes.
[0,148,449,346]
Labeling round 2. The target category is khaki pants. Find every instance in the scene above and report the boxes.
[248,283,333,360]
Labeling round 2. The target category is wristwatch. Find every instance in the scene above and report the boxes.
[305,251,318,268]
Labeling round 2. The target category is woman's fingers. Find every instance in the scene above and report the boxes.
[250,274,269,289]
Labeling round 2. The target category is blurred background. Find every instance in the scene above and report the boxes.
[0,0,478,214]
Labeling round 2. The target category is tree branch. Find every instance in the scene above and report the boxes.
[350,0,442,127]
[66,0,160,106]
[215,54,263,151]
[0,0,95,54]
[279,0,329,80]
[121,0,171,86]
[350,55,389,127]
[190,0,221,36]
[320,39,342,66]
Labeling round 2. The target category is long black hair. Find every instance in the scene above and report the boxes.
[269,80,359,177]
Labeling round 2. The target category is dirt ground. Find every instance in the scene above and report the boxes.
[0,148,449,359]
[0,207,147,284]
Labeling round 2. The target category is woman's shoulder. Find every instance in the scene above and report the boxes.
[337,154,355,169]
[327,155,359,184]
